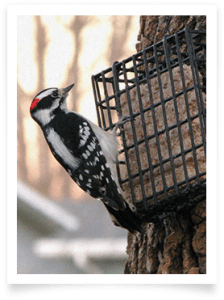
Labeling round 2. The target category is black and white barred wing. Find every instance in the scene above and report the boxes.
[72,119,126,211]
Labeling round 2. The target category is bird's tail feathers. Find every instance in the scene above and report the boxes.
[104,203,142,234]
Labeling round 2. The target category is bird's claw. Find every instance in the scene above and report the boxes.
[112,116,131,135]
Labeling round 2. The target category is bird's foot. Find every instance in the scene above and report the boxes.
[112,116,131,136]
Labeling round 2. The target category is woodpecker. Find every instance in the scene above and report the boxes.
[30,84,142,233]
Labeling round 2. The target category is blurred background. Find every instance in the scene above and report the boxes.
[17,15,140,274]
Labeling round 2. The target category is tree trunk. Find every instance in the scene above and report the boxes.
[124,15,206,274]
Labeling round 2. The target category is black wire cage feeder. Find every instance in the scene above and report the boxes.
[92,28,206,221]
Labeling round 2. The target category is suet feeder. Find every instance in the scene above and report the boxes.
[92,28,206,221]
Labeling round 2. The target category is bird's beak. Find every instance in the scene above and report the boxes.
[62,84,75,95]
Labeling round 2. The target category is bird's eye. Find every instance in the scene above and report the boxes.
[51,90,59,98]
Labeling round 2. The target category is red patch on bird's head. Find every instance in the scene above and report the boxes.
[30,98,40,111]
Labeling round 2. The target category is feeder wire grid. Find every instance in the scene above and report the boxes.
[91,28,206,221]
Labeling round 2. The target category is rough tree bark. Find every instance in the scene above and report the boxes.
[124,16,206,274]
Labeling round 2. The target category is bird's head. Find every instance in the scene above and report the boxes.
[30,84,74,126]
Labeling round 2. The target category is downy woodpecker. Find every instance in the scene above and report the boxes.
[30,84,142,233]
